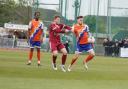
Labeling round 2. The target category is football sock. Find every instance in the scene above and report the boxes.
[29,50,33,61]
[71,57,78,66]
[37,49,40,64]
[62,55,67,65]
[52,55,57,64]
[84,54,94,63]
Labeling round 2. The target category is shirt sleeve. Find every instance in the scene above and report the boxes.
[86,25,92,37]
[63,25,72,30]
[51,24,65,33]
[59,24,71,30]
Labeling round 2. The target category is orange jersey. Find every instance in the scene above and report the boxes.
[72,24,90,44]
[28,19,43,41]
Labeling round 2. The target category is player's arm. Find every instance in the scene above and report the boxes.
[87,26,95,43]
[60,24,72,33]
[27,29,30,42]
[27,21,32,42]
[40,22,44,43]
[51,24,65,33]
[63,25,72,30]
[71,25,75,33]
[40,29,44,43]
[66,25,75,34]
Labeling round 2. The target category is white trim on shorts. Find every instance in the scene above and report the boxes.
[75,48,94,54]
[29,46,41,49]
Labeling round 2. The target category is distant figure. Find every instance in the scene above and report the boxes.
[114,41,119,57]
[123,41,128,48]
[103,38,108,56]
[27,11,44,66]
[12,33,17,48]
[107,38,114,56]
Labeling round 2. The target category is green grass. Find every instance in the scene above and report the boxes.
[0,49,128,89]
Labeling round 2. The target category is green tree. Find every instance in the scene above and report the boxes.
[84,15,107,33]
[84,15,96,33]
[0,0,32,26]
[0,0,16,26]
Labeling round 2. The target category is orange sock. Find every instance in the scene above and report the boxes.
[84,54,94,63]
[37,49,40,63]
[29,50,33,61]
[71,58,78,66]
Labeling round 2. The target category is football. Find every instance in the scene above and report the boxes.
[88,36,95,43]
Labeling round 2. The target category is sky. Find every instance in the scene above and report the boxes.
[36,0,128,20]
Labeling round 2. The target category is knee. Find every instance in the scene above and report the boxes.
[74,53,79,59]
[63,51,67,55]
[91,53,95,57]
[37,48,40,52]
[89,51,95,57]
[53,52,58,57]
[30,48,34,52]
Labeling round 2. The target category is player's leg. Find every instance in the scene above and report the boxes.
[68,52,80,71]
[27,48,34,65]
[84,49,95,63]
[35,41,42,66]
[52,50,58,70]
[27,41,35,65]
[50,42,58,70]
[68,42,82,71]
[37,48,41,66]
[83,49,95,70]
[60,48,67,72]
[60,48,67,65]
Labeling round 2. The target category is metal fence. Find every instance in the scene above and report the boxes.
[0,37,14,48]
[0,37,105,55]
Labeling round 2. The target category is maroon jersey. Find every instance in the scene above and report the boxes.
[49,23,71,43]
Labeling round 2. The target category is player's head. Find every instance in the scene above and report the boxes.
[34,11,40,20]
[77,16,84,25]
[54,16,60,24]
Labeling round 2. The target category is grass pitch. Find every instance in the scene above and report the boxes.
[0,49,128,89]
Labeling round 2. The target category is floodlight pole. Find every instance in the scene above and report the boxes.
[64,0,67,22]
[107,0,111,39]
[96,0,100,44]
[72,0,81,53]
[74,0,80,21]
[33,0,39,10]
[60,0,63,16]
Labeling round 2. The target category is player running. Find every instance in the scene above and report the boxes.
[27,11,44,66]
[49,16,71,72]
[68,16,95,71]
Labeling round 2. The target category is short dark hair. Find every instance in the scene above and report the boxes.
[77,16,83,19]
[34,11,40,16]
[54,15,60,19]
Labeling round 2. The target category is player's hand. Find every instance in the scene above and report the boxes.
[64,29,71,33]
[62,24,66,29]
